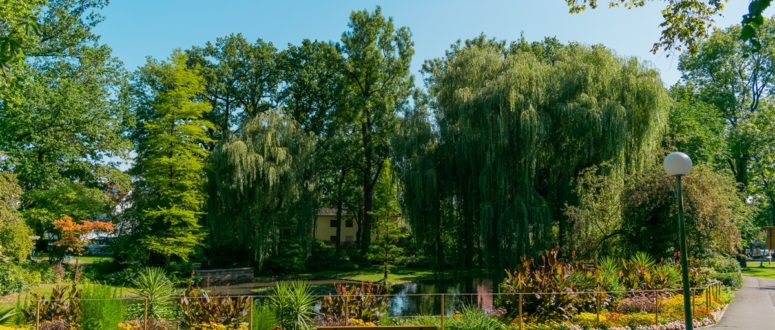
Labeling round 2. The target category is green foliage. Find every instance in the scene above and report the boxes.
[399,36,669,270]
[339,6,414,253]
[208,110,316,271]
[269,281,316,330]
[0,307,16,325]
[129,50,213,263]
[0,173,32,262]
[319,283,389,324]
[0,0,43,68]
[130,268,175,319]
[565,0,729,54]
[80,284,126,330]
[0,263,42,295]
[186,33,280,141]
[368,160,409,279]
[676,18,775,232]
[178,286,251,329]
[23,283,82,328]
[622,166,747,258]
[252,304,278,330]
[499,249,598,321]
[445,307,508,330]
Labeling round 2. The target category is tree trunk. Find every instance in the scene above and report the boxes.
[335,169,347,254]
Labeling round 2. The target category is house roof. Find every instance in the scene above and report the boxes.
[318,208,348,216]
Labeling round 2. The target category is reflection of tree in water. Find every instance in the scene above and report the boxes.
[386,278,494,316]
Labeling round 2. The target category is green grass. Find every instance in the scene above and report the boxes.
[294,266,460,284]
[742,261,775,279]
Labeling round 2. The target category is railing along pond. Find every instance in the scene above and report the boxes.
[24,281,724,330]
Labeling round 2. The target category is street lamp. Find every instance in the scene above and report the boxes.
[663,151,693,330]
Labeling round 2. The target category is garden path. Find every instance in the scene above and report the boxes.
[709,276,775,329]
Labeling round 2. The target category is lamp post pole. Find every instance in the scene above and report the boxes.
[664,151,694,330]
[674,175,693,330]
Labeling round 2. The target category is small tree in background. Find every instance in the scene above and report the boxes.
[51,215,114,260]
[368,161,409,281]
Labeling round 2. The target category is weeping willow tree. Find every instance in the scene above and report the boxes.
[397,37,670,271]
[207,110,317,271]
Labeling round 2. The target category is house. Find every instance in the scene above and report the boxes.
[314,208,358,245]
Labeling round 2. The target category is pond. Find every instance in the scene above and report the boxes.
[213,276,500,317]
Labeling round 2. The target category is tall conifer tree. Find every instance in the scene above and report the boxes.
[129,51,213,264]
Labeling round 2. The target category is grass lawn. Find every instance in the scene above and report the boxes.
[742,260,775,279]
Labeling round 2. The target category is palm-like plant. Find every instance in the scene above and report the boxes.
[131,268,175,319]
[270,281,316,330]
[0,308,15,325]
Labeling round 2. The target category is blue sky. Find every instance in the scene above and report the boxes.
[95,0,771,87]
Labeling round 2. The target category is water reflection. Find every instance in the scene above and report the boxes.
[384,278,494,316]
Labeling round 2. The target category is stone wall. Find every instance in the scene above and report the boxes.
[193,267,254,285]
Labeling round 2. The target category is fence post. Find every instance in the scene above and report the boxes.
[654,290,659,324]
[440,293,445,330]
[518,293,523,330]
[344,296,349,326]
[595,291,600,324]
[143,298,149,330]
[706,286,710,311]
[35,298,40,330]
[691,288,695,319]
[249,296,254,330]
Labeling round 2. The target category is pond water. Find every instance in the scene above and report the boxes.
[383,277,497,316]
[211,276,501,317]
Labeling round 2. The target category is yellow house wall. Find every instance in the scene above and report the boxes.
[314,214,359,244]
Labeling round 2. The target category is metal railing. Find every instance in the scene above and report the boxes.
[20,281,725,330]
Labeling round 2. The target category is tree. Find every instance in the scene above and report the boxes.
[675,18,775,225]
[399,37,669,270]
[207,111,316,271]
[0,172,33,262]
[186,34,280,142]
[368,160,408,280]
[279,39,362,255]
[0,0,44,69]
[621,166,748,258]
[51,215,113,259]
[0,0,131,251]
[339,7,414,254]
[565,0,772,54]
[129,51,213,264]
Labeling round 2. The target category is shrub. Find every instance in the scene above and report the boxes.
[269,281,316,330]
[177,286,251,329]
[80,284,126,330]
[130,268,175,319]
[319,282,389,325]
[713,272,742,289]
[499,249,601,321]
[610,312,656,327]
[446,306,507,330]
[616,295,661,313]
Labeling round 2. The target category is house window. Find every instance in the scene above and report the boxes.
[345,235,354,243]
[329,219,338,227]
[345,219,354,228]
[330,236,337,243]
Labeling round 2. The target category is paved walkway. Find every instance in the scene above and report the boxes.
[710,276,775,329]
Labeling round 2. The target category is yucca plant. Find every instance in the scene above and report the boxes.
[0,308,15,325]
[131,268,175,319]
[269,281,316,330]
